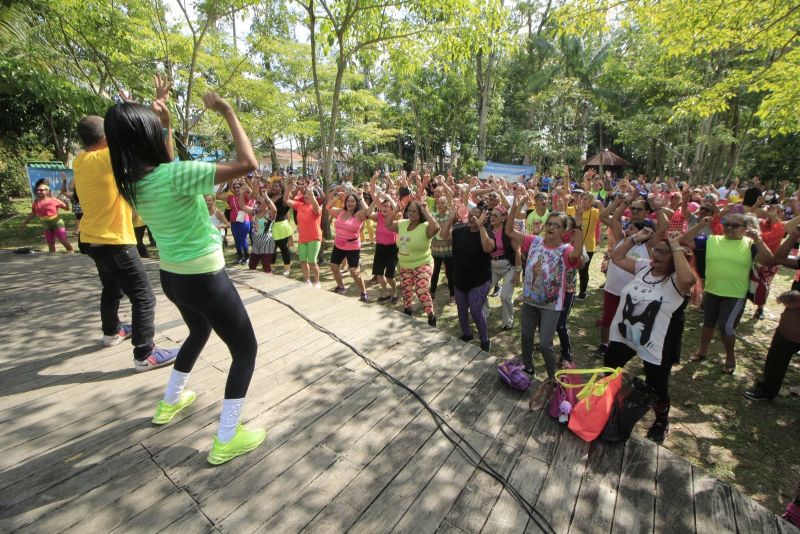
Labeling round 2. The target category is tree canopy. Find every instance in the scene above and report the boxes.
[2,0,799,212]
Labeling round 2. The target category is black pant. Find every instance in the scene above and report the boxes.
[556,292,575,361]
[759,328,800,399]
[273,237,291,265]
[87,245,155,360]
[578,251,594,296]
[431,256,454,296]
[604,341,672,401]
[160,269,257,399]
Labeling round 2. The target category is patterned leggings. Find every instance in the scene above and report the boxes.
[398,265,434,315]
[455,280,491,343]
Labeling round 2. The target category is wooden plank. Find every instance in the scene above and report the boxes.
[693,468,736,534]
[157,508,216,534]
[482,451,549,534]
[611,437,656,534]
[731,485,779,534]
[655,445,694,533]
[249,345,488,532]
[522,408,561,465]
[777,516,800,534]
[533,430,590,532]
[568,440,625,534]
[443,440,522,533]
[185,337,455,523]
[0,446,153,530]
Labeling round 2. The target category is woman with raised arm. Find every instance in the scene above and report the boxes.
[484,204,520,331]
[506,190,584,379]
[104,90,265,465]
[384,200,441,326]
[247,186,278,273]
[284,182,323,286]
[326,191,370,300]
[369,194,400,303]
[441,203,495,351]
[606,230,697,443]
[21,179,74,253]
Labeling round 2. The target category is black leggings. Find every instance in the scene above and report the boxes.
[273,237,291,265]
[160,269,257,399]
[604,341,672,401]
[578,251,594,296]
[431,256,454,296]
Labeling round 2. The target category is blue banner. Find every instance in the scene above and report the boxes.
[479,161,537,181]
[26,161,72,199]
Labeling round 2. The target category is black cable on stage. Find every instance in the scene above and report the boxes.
[240,281,556,534]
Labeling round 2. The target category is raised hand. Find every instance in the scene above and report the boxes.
[745,227,760,241]
[202,92,233,115]
[633,227,654,243]
[150,99,171,128]
[154,74,171,103]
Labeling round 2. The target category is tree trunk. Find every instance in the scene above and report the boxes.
[322,51,346,186]
[476,47,495,161]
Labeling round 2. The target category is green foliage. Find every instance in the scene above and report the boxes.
[349,153,405,182]
[0,134,53,216]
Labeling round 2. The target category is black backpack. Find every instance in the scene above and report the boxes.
[601,377,657,443]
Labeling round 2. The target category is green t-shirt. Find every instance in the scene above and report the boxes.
[397,219,434,269]
[525,209,549,235]
[133,161,224,274]
[704,235,753,298]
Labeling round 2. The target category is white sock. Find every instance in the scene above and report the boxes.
[216,398,245,443]
[163,370,190,405]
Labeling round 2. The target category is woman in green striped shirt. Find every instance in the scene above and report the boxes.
[104,90,265,466]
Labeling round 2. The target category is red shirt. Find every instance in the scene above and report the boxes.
[760,219,785,252]
[295,200,322,243]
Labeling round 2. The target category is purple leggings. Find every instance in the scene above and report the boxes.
[455,280,491,343]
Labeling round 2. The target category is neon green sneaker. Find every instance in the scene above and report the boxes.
[151,390,196,425]
[207,425,267,466]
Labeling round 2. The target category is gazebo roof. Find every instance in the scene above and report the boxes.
[584,149,631,168]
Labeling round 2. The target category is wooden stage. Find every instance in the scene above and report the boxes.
[0,251,796,533]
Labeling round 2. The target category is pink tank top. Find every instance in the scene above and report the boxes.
[375,212,397,245]
[334,213,362,250]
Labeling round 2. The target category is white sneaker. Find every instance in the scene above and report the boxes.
[102,324,132,347]
[314,282,322,289]
[306,280,312,286]
[283,270,290,276]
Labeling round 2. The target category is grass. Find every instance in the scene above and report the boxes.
[2,198,798,514]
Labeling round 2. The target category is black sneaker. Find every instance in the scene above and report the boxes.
[459,334,474,342]
[501,324,513,331]
[403,308,413,316]
[646,421,669,444]
[754,308,765,321]
[742,388,770,402]
[491,285,501,298]
[480,340,491,352]
[376,295,392,303]
[390,296,399,305]
[575,293,587,301]
[427,314,437,327]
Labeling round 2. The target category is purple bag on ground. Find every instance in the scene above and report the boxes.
[498,359,531,391]
[549,362,580,423]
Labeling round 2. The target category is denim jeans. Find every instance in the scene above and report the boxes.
[520,303,560,378]
[88,245,155,360]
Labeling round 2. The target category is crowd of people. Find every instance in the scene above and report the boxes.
[19,74,800,471]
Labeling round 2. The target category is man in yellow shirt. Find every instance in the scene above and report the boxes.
[73,115,177,372]
[565,191,602,300]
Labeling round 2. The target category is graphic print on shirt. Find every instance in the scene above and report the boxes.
[618,293,661,347]
[523,236,567,307]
